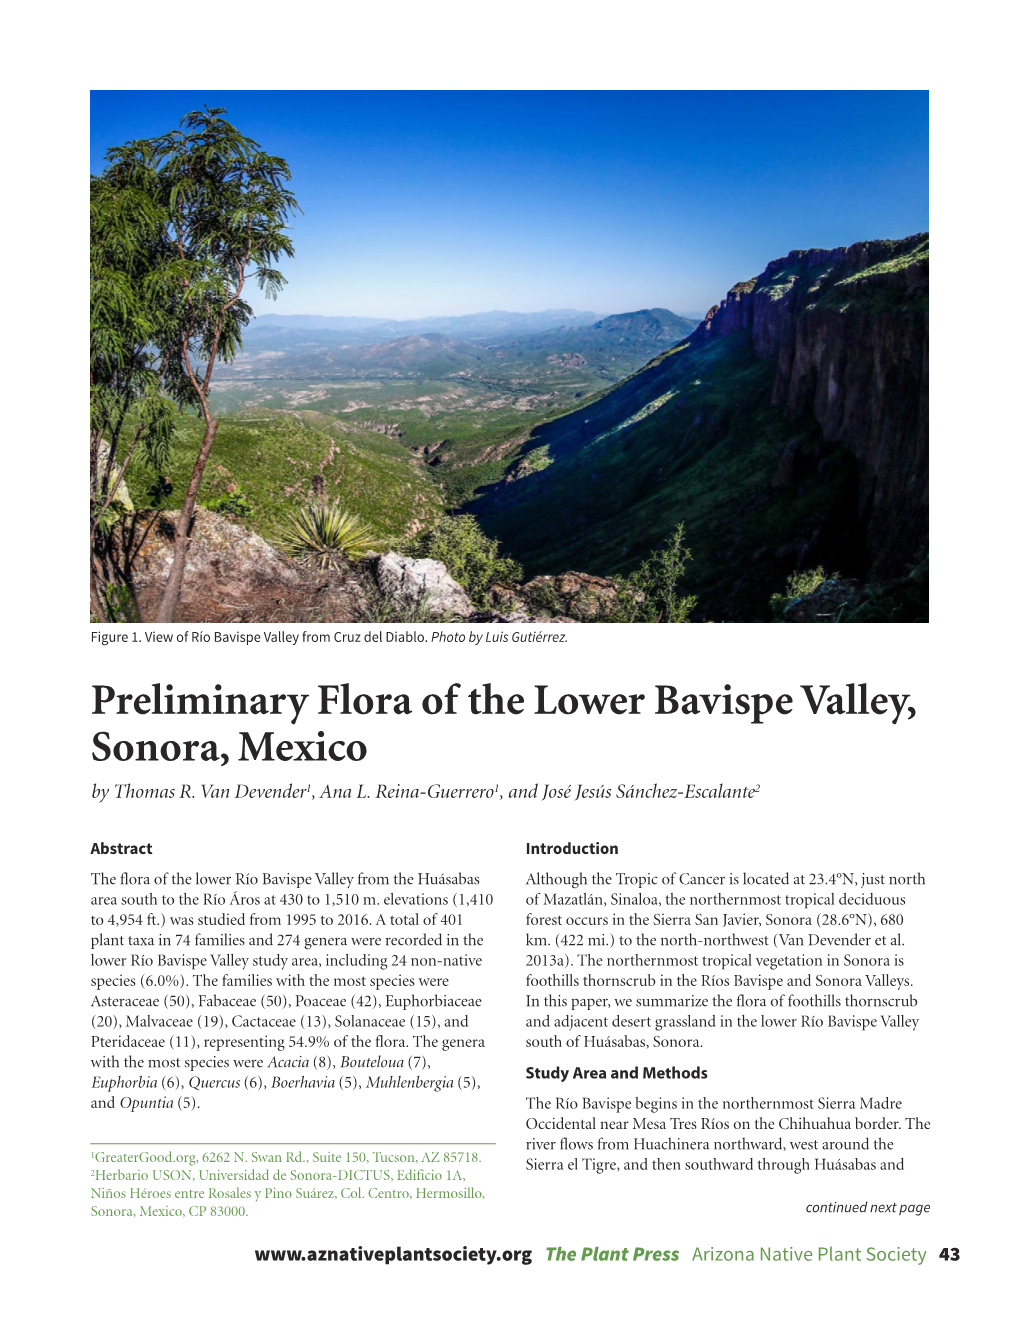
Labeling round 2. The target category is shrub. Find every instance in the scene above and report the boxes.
[102,582,138,623]
[769,566,832,620]
[358,582,450,624]
[279,503,380,569]
[93,500,131,536]
[404,515,522,605]
[207,489,254,519]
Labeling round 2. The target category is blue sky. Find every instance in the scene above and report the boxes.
[90,91,928,320]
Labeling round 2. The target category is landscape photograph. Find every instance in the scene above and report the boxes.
[90,90,929,624]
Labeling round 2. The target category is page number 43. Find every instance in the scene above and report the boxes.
[939,1248,961,1262]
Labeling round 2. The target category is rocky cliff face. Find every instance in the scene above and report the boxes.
[690,234,928,576]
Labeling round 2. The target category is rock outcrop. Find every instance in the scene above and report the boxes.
[126,509,364,623]
[775,577,862,623]
[488,571,623,620]
[121,512,476,623]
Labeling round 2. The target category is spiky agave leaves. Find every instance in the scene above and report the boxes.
[279,503,380,570]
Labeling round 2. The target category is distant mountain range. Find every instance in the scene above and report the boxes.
[557,308,696,345]
[493,308,698,354]
[219,307,702,383]
[248,309,606,344]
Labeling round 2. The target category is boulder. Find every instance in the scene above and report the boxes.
[366,552,474,619]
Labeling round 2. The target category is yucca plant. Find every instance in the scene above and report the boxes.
[279,503,380,569]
